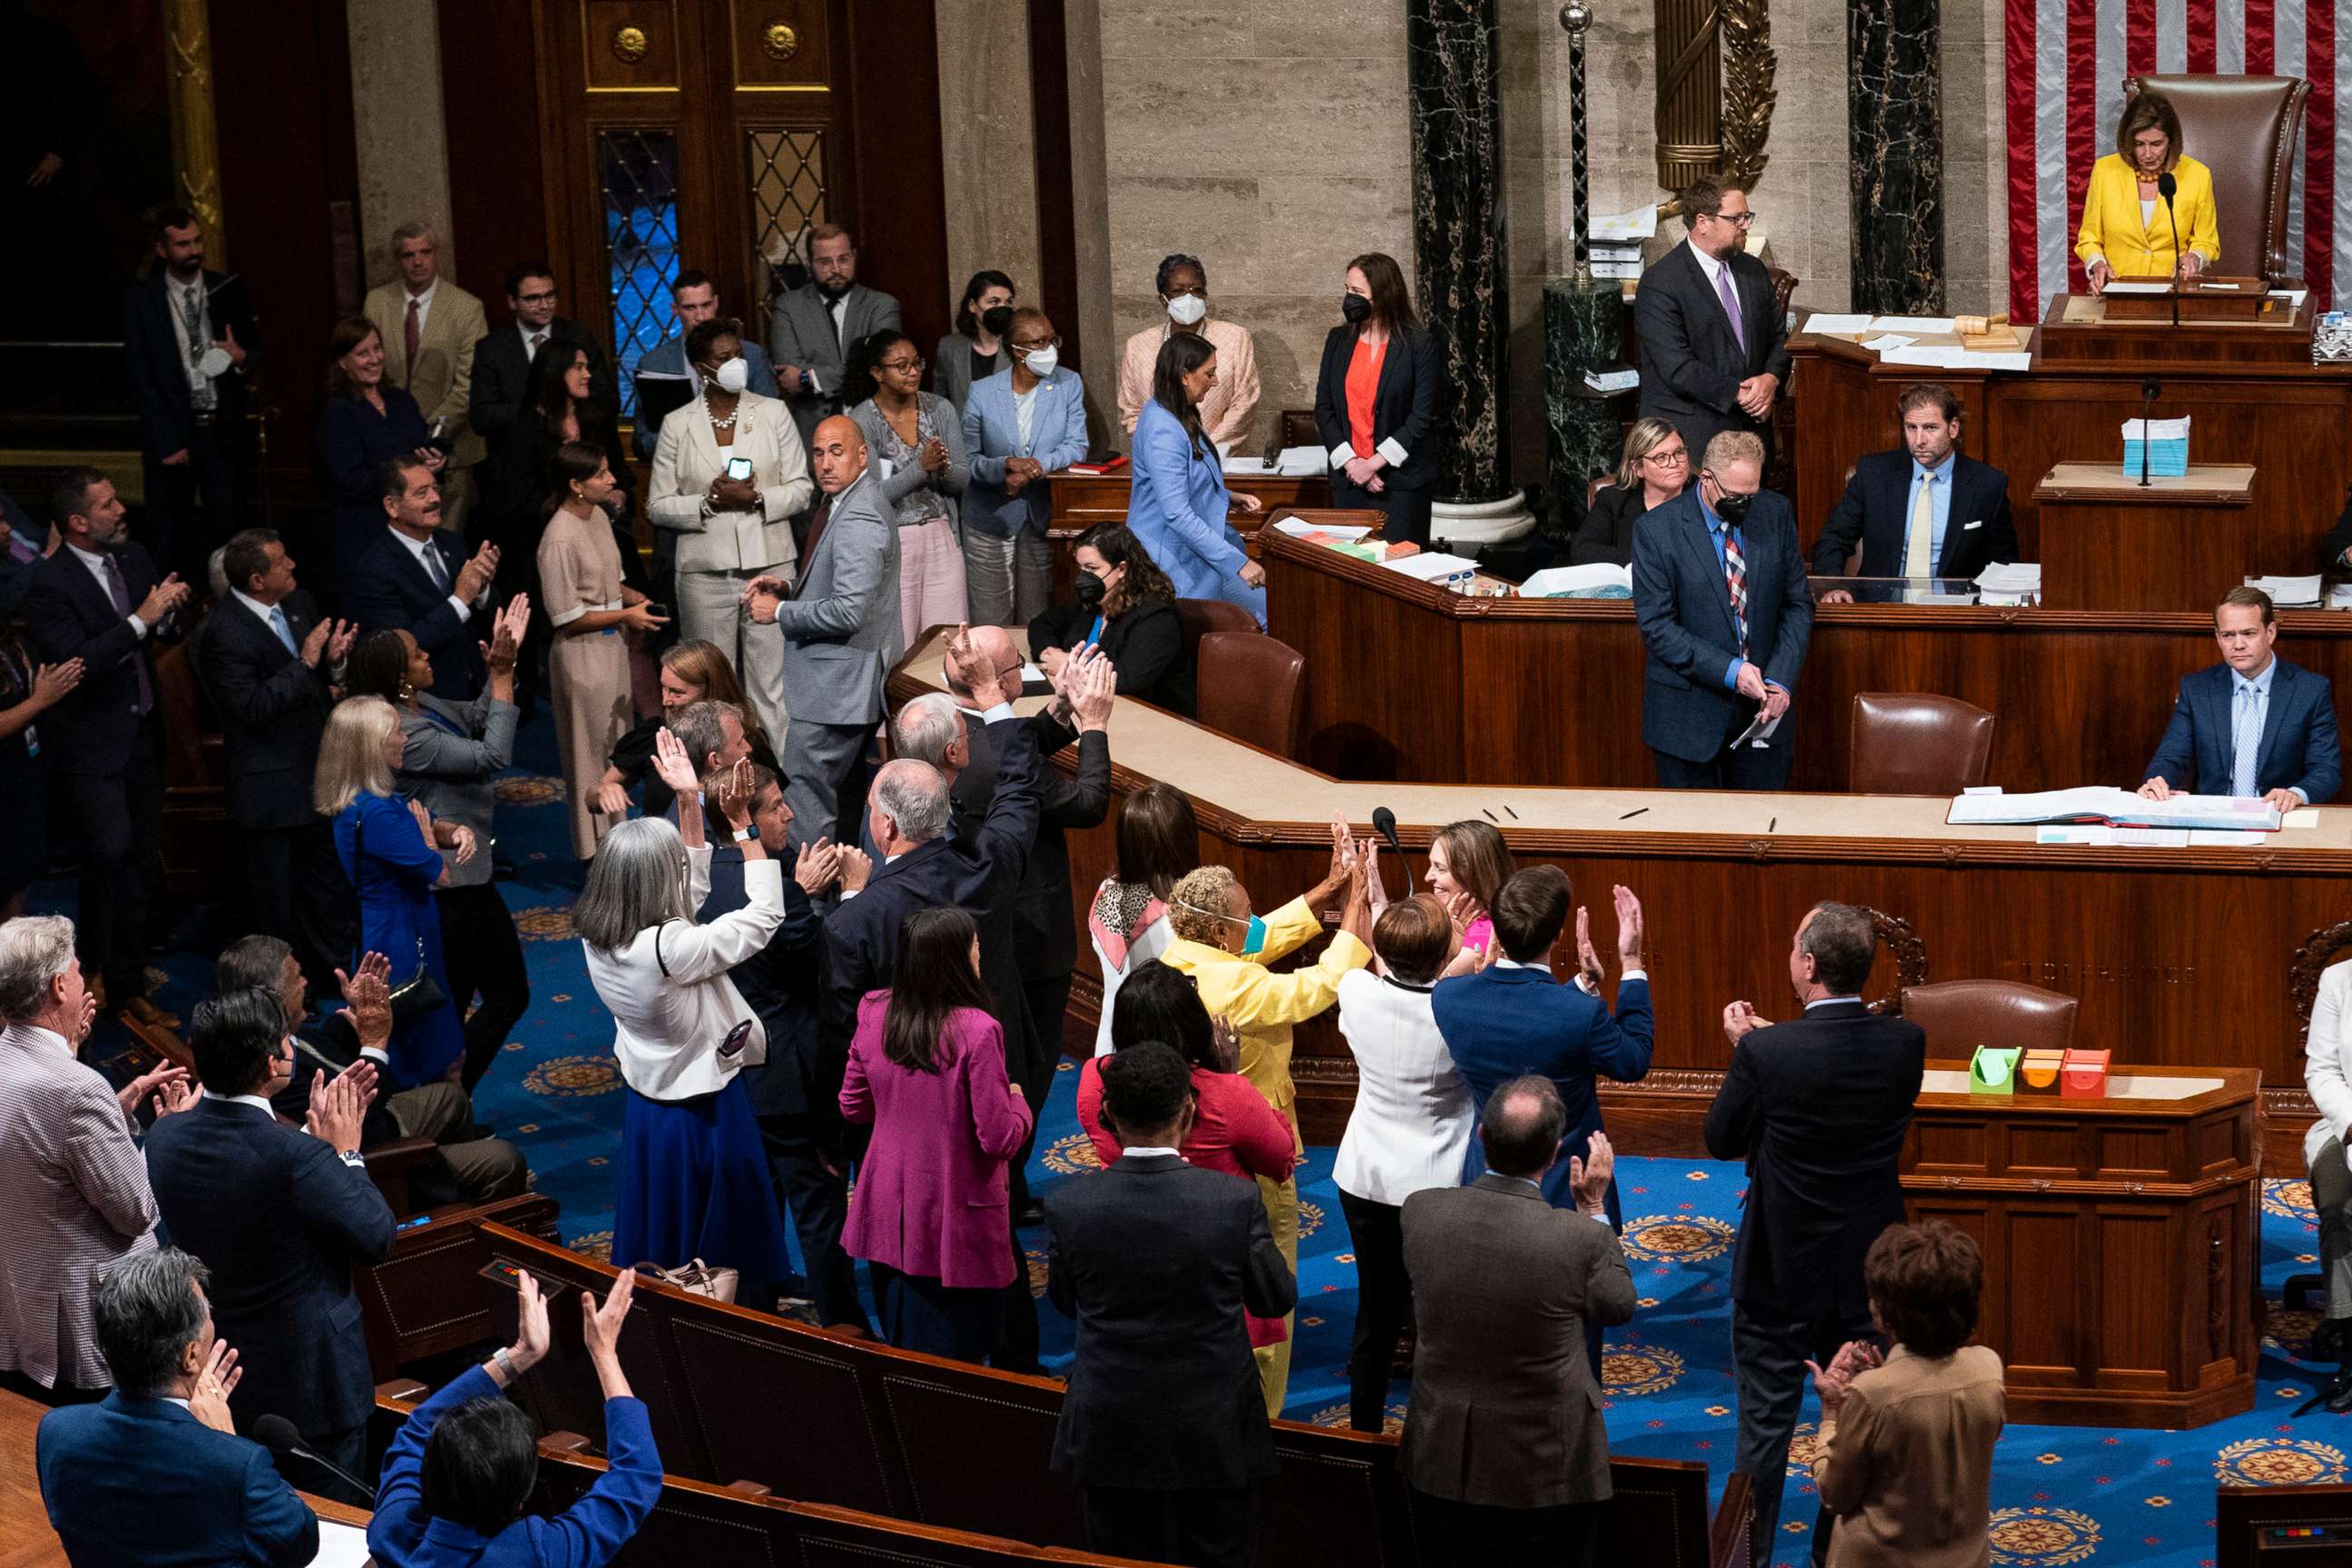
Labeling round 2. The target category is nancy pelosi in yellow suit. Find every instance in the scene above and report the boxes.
[2076,91,2221,288]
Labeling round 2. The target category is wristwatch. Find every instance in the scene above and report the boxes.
[732,826,756,843]
[493,1347,520,1383]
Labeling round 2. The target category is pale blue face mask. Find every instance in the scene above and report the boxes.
[1179,897,1266,956]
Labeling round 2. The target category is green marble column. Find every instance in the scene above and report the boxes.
[1545,278,1628,532]
[1850,0,1945,312]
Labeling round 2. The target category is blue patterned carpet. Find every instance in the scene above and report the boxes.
[88,712,2352,1566]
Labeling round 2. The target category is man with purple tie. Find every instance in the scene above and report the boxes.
[1633,178,1790,469]
[24,469,190,1028]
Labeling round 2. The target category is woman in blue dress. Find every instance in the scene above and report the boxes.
[314,692,474,1092]
[1126,332,1267,625]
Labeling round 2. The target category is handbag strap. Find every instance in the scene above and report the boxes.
[653,918,675,978]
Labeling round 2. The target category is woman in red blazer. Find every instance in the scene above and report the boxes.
[840,907,1034,1362]
[1075,959,1296,1349]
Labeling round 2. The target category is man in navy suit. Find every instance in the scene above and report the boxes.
[26,468,191,1027]
[1703,902,1926,1563]
[1634,178,1789,466]
[1808,382,2016,588]
[342,456,501,700]
[1632,430,1814,789]
[196,528,355,990]
[142,988,395,1488]
[38,1247,318,1568]
[698,765,870,1334]
[2141,585,2342,808]
[1431,866,1650,1375]
[123,206,258,582]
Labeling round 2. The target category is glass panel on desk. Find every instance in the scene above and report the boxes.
[1810,576,1998,605]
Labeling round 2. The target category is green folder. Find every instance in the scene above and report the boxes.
[1968,1045,2021,1094]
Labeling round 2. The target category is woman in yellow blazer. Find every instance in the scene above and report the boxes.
[2076,90,2221,289]
[1161,827,1374,1416]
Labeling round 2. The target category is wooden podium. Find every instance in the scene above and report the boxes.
[1905,1063,2259,1428]
[2033,461,2258,610]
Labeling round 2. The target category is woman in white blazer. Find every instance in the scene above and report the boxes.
[1333,891,1475,1433]
[575,732,792,1296]
[649,318,813,743]
[2307,957,2352,1338]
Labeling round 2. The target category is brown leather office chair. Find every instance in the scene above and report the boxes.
[1195,631,1305,756]
[1173,596,1259,669]
[2120,74,2311,281]
[1848,692,1996,794]
[1279,410,1320,452]
[1897,979,2079,1055]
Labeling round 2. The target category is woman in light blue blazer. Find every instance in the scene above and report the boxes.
[1128,332,1265,625]
[961,307,1090,626]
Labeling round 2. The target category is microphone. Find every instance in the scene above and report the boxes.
[2136,377,2162,490]
[2156,171,2183,330]
[253,1414,377,1504]
[1370,806,1409,884]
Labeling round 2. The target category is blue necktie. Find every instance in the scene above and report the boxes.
[2230,682,2261,799]
[268,605,299,657]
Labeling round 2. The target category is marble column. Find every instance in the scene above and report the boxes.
[346,0,454,287]
[1544,279,1627,534]
[1848,0,1945,314]
[1407,0,1529,537]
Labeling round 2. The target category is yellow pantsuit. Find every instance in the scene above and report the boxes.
[2075,152,2221,278]
[1163,895,1371,1416]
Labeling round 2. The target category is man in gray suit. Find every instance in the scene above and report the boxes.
[767,224,903,449]
[744,415,902,847]
[1399,1078,1634,1568]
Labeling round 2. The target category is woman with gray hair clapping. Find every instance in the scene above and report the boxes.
[576,728,792,1300]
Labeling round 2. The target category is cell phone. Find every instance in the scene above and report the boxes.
[424,418,453,456]
[725,456,754,482]
[643,602,669,621]
[717,1018,756,1061]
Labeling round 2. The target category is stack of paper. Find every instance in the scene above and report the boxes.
[1583,368,1641,394]
[1588,205,1657,280]
[1975,562,2042,604]
[1273,518,1373,542]
[2328,583,2352,611]
[1802,312,1874,335]
[2122,416,2190,477]
[2247,573,2323,608]
[1248,446,1327,476]
[1867,315,1957,334]
[1384,552,1482,583]
[1520,563,1633,598]
[1948,786,2281,832]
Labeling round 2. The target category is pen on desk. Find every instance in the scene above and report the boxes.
[1481,808,1499,822]
[1769,817,1778,832]
[1619,807,1649,820]
[1503,805,1519,819]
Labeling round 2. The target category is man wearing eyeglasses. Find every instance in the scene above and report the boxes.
[1633,178,1790,471]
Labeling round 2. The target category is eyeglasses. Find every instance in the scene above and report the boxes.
[1644,448,1689,466]
[1707,211,1758,229]
[1010,335,1062,352]
[877,358,925,374]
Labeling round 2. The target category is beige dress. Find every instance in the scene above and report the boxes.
[538,505,636,858]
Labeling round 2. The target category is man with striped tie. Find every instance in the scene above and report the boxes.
[1630,430,1815,789]
[2140,586,2341,809]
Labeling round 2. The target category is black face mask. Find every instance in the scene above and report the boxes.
[1710,488,1754,525]
[978,305,1014,338]
[1340,293,1372,325]
[1073,570,1107,607]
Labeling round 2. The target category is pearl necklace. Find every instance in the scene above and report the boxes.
[703,389,740,435]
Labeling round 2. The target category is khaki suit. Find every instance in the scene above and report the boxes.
[365,279,490,533]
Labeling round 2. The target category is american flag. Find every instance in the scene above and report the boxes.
[2004,0,2343,317]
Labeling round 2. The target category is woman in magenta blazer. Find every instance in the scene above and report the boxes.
[840,906,1034,1362]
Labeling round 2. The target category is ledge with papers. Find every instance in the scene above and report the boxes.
[1946,786,2283,832]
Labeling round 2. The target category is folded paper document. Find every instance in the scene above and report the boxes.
[2246,573,2322,607]
[1803,313,1874,334]
[1951,786,2280,832]
[1520,563,1632,598]
[1273,518,1372,542]
[1385,552,1482,583]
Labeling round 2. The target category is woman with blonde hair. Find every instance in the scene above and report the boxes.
[318,693,475,1092]
[1569,417,1688,567]
[576,730,794,1298]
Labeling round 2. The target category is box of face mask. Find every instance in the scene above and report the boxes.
[2120,416,2189,478]
[1967,1045,2021,1094]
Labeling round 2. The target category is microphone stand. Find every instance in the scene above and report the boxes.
[2160,172,2184,331]
[2137,377,2161,489]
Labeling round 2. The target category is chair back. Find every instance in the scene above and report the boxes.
[1848,692,1996,795]
[1195,631,1305,756]
[1279,409,1320,451]
[1898,979,2079,1054]
[2120,73,2311,280]
[1172,596,1259,671]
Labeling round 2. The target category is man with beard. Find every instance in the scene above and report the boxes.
[123,207,258,582]
[766,225,902,454]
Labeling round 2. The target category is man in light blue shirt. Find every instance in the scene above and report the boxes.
[2141,586,2342,808]
[1809,383,2016,589]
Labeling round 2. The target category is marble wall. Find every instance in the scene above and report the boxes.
[935,0,1044,319]
[345,0,454,287]
[1093,0,1416,455]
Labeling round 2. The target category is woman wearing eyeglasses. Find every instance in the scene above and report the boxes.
[847,329,970,649]
[962,307,1089,625]
[1571,418,1690,567]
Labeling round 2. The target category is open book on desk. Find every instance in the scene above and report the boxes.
[1946,787,2282,832]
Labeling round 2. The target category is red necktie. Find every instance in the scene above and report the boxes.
[800,494,834,583]
[403,298,421,384]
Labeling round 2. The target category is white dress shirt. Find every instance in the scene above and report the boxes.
[517,322,551,361]
[402,280,438,340]
[168,272,209,380]
[584,843,785,1100]
[387,526,483,620]
[1332,969,1475,1206]
[2307,958,2352,1166]
[66,543,148,638]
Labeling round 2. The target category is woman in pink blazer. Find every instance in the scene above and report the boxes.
[840,906,1034,1362]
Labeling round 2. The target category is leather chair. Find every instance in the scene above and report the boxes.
[1848,692,1996,795]
[1195,631,1305,756]
[1897,979,2079,1055]
[2121,74,2311,281]
[1172,595,1259,671]
[1280,409,1320,452]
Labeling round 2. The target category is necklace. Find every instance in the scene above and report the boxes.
[703,389,740,435]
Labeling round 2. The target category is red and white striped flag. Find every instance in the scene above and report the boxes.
[2004,0,2345,318]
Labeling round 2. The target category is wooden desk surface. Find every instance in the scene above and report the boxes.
[893,629,2343,1167]
[1259,524,2352,792]
[0,1387,368,1567]
[2035,461,2257,503]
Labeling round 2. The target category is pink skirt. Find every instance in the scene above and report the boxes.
[899,515,969,648]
